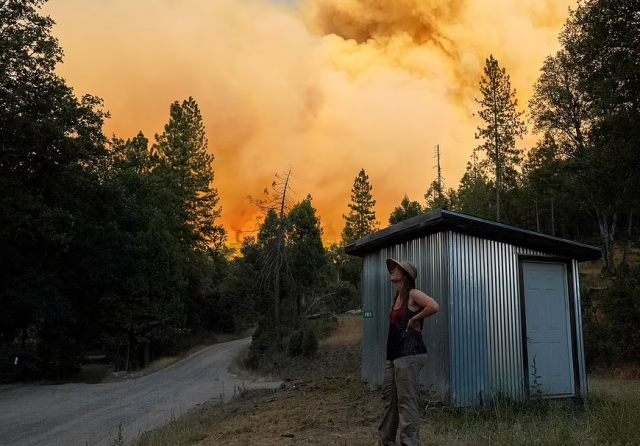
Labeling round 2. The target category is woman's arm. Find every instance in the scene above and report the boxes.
[407,289,440,332]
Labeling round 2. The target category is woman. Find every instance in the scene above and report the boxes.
[378,258,440,446]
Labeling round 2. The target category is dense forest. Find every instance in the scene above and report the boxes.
[1,0,638,382]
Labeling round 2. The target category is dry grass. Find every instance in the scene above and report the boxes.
[589,377,640,398]
[591,364,640,381]
[424,377,640,446]
[320,316,362,349]
[272,317,363,382]
[128,345,209,379]
[136,378,381,446]
[228,347,278,383]
[229,316,364,383]
[579,247,640,290]
[198,379,378,446]
[135,357,182,378]
[136,315,640,446]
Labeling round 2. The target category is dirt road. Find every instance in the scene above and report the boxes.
[0,338,280,446]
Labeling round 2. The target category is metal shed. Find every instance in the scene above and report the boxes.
[345,209,601,407]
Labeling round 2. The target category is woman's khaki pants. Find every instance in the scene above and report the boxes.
[378,354,427,446]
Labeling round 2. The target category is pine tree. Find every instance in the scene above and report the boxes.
[424,181,451,211]
[154,97,226,249]
[288,195,327,289]
[455,152,495,220]
[475,55,527,222]
[109,132,157,174]
[389,195,424,224]
[341,169,379,244]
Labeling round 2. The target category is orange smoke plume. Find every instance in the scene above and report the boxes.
[44,0,576,243]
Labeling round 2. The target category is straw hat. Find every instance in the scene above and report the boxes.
[386,258,417,281]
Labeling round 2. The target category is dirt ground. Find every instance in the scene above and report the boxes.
[138,317,385,446]
[198,318,383,446]
[190,376,381,446]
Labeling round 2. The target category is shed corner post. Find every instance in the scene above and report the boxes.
[572,259,589,399]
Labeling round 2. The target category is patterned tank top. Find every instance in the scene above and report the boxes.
[386,295,427,361]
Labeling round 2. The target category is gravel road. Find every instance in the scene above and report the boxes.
[0,338,280,446]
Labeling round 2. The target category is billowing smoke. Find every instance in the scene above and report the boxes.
[44,0,575,243]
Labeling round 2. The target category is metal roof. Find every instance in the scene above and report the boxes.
[344,209,601,262]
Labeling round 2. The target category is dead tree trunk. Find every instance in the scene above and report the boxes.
[595,208,617,274]
[21,327,27,349]
[496,147,501,223]
[144,340,150,368]
[551,197,555,236]
[250,167,294,364]
[124,342,131,373]
[273,170,291,346]
[274,247,282,342]
[622,211,634,268]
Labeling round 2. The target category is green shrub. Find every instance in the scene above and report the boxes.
[287,328,318,358]
[324,281,359,314]
[602,270,640,364]
[246,321,274,369]
[582,266,640,368]
[301,329,318,358]
[287,330,304,357]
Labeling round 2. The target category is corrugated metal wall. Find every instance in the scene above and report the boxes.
[448,233,539,406]
[361,232,450,401]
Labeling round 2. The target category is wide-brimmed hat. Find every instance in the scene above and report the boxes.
[386,258,417,281]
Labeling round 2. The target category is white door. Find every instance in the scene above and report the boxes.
[522,262,575,396]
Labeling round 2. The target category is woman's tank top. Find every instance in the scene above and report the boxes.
[386,296,427,361]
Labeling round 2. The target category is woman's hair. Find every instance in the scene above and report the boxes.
[393,272,416,306]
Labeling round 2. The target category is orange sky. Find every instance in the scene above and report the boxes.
[43,0,576,245]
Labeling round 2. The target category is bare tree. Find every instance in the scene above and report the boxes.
[248,167,295,346]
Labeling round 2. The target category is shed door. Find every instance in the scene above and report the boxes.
[522,262,575,396]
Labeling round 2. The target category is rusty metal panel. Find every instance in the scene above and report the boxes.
[361,233,450,401]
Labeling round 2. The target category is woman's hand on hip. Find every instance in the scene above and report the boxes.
[407,318,421,333]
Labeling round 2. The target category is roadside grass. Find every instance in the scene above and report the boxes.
[0,363,113,388]
[229,316,361,383]
[227,347,278,383]
[144,329,256,377]
[103,328,256,382]
[135,315,640,446]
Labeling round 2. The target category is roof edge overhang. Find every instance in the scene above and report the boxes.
[344,209,601,262]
